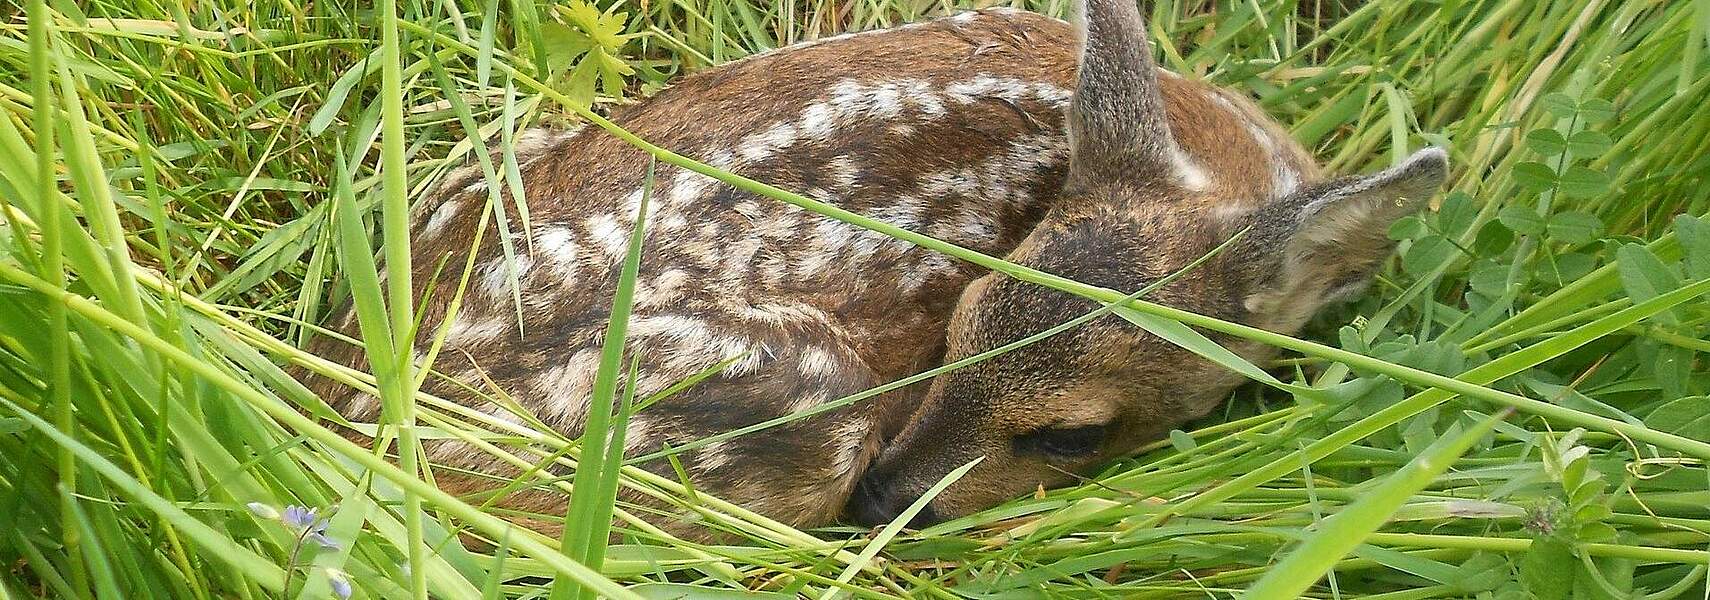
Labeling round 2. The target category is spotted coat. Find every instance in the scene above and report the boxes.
[300,8,1314,535]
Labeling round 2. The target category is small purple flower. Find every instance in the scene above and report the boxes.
[280,505,341,550]
[282,505,319,530]
[308,531,341,550]
[325,568,353,599]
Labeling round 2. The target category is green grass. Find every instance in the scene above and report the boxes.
[2,0,1709,598]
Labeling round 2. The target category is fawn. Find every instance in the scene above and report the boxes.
[303,0,1447,536]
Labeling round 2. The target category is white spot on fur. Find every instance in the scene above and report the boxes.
[788,390,831,414]
[759,253,789,285]
[733,199,763,219]
[628,315,763,376]
[704,150,738,171]
[1207,92,1239,113]
[735,302,831,325]
[668,170,719,208]
[1276,166,1302,196]
[619,188,648,222]
[847,227,889,260]
[696,440,735,472]
[900,253,956,294]
[749,208,798,239]
[623,418,656,456]
[826,156,862,190]
[945,75,1066,106]
[720,339,766,376]
[445,315,508,343]
[721,236,763,275]
[740,122,800,163]
[829,415,874,476]
[1209,89,1303,197]
[952,211,998,241]
[1031,82,1072,107]
[513,127,575,157]
[910,132,1067,247]
[535,226,581,282]
[1211,203,1254,223]
[761,76,1062,170]
[799,102,837,139]
[585,214,629,261]
[921,252,957,276]
[945,76,993,104]
[533,349,602,422]
[344,393,381,421]
[1239,121,1301,197]
[869,82,904,119]
[811,217,858,260]
[828,80,881,121]
[479,254,533,299]
[1170,147,1212,191]
[634,269,689,309]
[421,200,461,238]
[920,169,979,198]
[902,80,946,116]
[797,346,842,377]
[794,250,837,280]
[629,314,712,344]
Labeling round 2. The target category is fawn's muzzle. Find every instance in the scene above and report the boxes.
[846,471,939,528]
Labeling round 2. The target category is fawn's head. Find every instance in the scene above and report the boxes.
[849,0,1448,526]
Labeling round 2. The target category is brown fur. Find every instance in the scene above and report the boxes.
[849,0,1447,525]
[299,5,1442,538]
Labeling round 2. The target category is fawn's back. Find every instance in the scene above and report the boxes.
[304,7,1323,532]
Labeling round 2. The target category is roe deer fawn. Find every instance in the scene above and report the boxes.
[302,0,1447,536]
[846,0,1448,526]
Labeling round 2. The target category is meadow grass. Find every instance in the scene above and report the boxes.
[2,0,1709,598]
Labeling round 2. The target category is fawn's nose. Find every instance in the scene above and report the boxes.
[846,472,938,528]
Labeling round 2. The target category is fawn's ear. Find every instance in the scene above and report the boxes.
[1066,0,1180,191]
[1239,147,1450,331]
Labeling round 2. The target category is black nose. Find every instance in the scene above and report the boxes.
[846,472,938,528]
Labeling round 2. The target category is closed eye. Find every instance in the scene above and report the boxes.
[1013,424,1108,458]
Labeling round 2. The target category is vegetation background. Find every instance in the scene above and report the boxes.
[1,0,1708,598]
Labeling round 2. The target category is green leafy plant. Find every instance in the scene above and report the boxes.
[541,1,639,108]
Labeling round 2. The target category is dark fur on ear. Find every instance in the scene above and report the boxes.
[1238,147,1450,331]
[1066,0,1178,191]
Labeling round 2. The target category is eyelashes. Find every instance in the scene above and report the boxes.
[1013,423,1108,458]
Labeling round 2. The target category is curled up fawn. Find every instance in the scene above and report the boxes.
[302,0,1448,538]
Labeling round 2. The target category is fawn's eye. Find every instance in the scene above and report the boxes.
[1013,424,1108,458]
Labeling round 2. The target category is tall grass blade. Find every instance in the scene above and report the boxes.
[554,159,654,600]
[1240,410,1509,600]
[0,397,288,591]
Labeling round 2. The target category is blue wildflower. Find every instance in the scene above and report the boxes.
[308,530,341,551]
[281,505,341,550]
[281,505,319,530]
[325,568,353,599]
